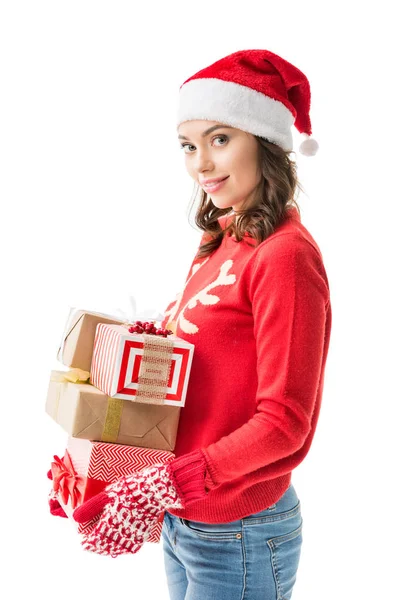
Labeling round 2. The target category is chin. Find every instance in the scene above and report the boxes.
[211,199,233,210]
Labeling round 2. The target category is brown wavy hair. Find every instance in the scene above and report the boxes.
[188,136,305,260]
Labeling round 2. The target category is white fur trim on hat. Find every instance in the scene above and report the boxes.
[177,78,294,152]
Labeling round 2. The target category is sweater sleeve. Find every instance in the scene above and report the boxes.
[168,233,331,503]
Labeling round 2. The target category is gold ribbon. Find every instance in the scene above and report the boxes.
[50,368,91,384]
[134,332,174,405]
[101,397,124,443]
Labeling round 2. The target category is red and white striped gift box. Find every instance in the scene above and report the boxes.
[57,436,176,540]
[90,324,194,407]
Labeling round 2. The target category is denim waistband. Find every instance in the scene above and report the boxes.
[173,482,300,529]
[244,482,299,518]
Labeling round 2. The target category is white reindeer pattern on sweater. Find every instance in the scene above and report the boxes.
[163,257,237,335]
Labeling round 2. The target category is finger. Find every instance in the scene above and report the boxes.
[49,498,68,518]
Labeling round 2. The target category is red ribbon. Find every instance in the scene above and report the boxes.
[51,451,86,509]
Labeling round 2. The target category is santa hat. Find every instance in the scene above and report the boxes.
[176,49,319,157]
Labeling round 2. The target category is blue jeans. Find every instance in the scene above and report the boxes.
[162,483,303,600]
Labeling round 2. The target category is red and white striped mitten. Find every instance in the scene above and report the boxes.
[73,462,189,557]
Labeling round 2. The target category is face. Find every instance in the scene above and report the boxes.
[177,120,261,212]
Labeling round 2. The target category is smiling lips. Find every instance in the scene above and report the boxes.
[202,176,229,191]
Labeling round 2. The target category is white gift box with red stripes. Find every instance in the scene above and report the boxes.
[90,324,194,407]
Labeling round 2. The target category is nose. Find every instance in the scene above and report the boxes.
[194,148,214,174]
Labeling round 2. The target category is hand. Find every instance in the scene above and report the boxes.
[73,463,185,557]
[47,468,67,518]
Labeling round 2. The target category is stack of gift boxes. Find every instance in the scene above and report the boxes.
[45,308,194,543]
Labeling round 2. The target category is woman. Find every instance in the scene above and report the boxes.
[71,49,332,600]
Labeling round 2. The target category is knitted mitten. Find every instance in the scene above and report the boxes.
[73,463,186,557]
[47,468,67,518]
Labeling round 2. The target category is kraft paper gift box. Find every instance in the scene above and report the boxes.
[90,323,194,407]
[45,369,181,451]
[57,309,126,372]
[51,436,175,540]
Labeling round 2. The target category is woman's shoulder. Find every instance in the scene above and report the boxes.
[248,218,330,303]
[256,208,325,264]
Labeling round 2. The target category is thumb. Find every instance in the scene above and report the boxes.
[72,491,110,524]
[49,498,68,518]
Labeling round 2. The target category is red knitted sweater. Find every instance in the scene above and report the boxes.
[161,206,332,523]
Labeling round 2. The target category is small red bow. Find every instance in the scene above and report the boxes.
[51,451,86,509]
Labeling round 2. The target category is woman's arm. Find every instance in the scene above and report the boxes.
[169,233,331,498]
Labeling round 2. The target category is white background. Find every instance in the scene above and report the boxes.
[1,1,399,598]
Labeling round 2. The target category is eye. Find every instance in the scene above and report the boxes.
[179,143,196,153]
[179,135,228,153]
[212,135,228,146]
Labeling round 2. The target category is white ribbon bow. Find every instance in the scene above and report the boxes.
[57,295,165,364]
[112,295,165,323]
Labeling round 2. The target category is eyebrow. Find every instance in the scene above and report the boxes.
[178,125,234,141]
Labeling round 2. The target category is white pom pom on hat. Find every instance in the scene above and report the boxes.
[299,133,319,156]
[177,49,319,157]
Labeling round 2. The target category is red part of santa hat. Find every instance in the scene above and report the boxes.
[177,49,318,157]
